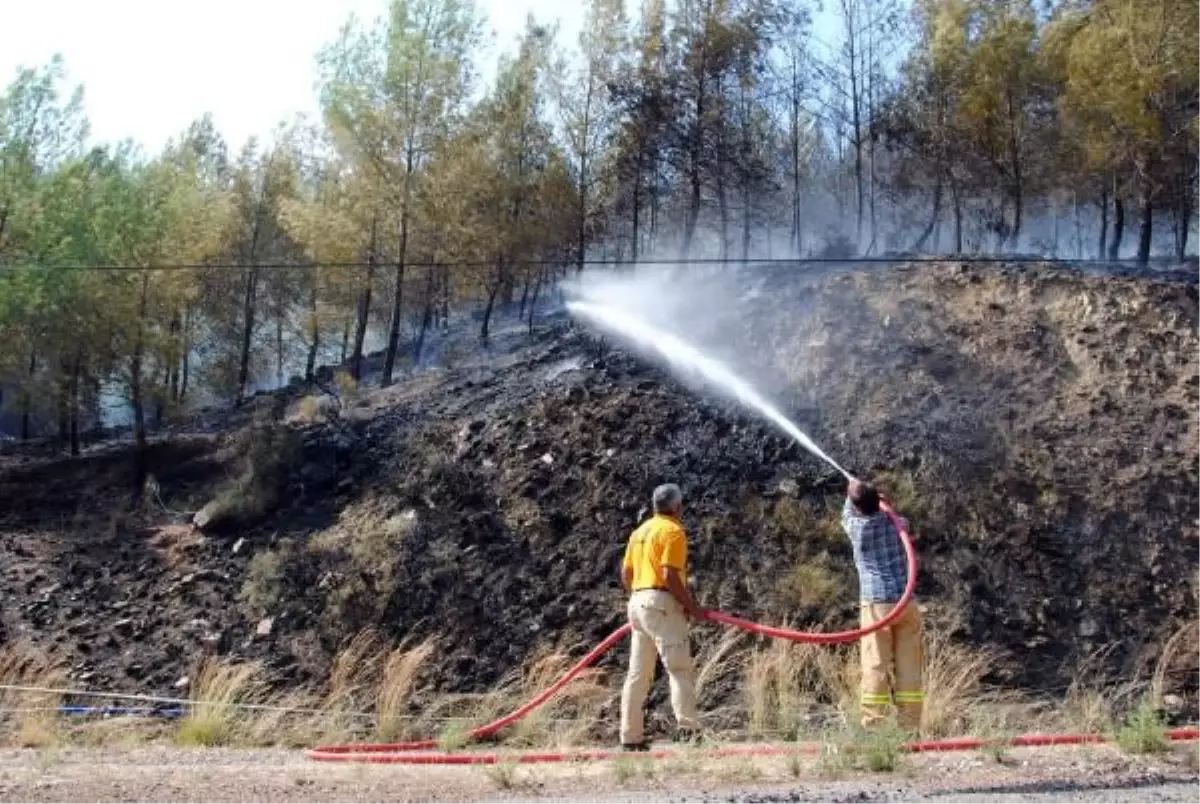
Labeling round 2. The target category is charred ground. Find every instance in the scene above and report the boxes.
[1,261,1196,715]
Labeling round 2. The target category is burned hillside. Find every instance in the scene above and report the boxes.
[0,262,1196,712]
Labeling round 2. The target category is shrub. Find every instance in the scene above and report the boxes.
[201,425,301,530]
[777,558,850,611]
[1116,699,1170,755]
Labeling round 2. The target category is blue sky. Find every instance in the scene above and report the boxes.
[1,0,840,155]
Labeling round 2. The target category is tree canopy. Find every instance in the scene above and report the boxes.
[1,0,1196,447]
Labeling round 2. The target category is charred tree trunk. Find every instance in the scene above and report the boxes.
[742,180,752,261]
[1137,184,1153,266]
[631,148,643,264]
[414,268,436,364]
[1098,182,1109,259]
[236,265,259,404]
[68,352,81,456]
[681,72,706,260]
[951,178,964,255]
[480,262,504,344]
[153,362,166,429]
[1109,194,1125,260]
[440,267,451,330]
[131,272,150,492]
[1006,88,1024,250]
[57,368,69,446]
[518,266,532,320]
[913,172,944,253]
[351,218,378,381]
[382,205,410,387]
[21,350,35,440]
[305,277,320,381]
[167,312,181,403]
[1175,172,1193,260]
[527,267,544,333]
[275,306,284,389]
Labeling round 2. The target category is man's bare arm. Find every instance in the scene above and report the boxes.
[663,567,702,619]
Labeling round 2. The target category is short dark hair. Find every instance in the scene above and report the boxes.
[850,482,881,515]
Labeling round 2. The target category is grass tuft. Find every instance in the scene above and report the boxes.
[376,639,435,742]
[1116,699,1170,755]
[921,617,1006,737]
[0,642,66,748]
[501,647,609,749]
[175,658,267,746]
[483,758,522,790]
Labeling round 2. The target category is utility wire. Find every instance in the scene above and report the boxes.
[0,256,1184,275]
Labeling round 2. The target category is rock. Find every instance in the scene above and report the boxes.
[777,478,799,496]
[174,676,190,689]
[255,617,275,638]
[1162,694,1184,712]
[1078,618,1100,637]
[192,500,225,531]
[540,453,554,466]
[232,537,245,555]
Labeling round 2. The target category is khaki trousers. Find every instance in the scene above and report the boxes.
[619,590,700,744]
[860,599,924,732]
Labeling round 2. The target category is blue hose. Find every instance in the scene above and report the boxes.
[55,705,184,718]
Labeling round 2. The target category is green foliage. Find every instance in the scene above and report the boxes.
[1,0,1196,432]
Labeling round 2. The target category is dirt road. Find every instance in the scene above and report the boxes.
[0,743,1195,802]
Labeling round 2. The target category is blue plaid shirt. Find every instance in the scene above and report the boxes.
[842,499,909,603]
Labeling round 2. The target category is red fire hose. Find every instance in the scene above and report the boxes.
[307,505,1196,764]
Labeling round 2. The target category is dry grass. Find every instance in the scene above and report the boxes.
[1150,618,1199,707]
[334,370,358,400]
[921,621,1007,738]
[504,647,610,748]
[0,642,67,748]
[316,629,387,739]
[291,394,338,424]
[777,558,850,611]
[175,658,269,746]
[871,468,927,526]
[1059,644,1147,735]
[4,611,1189,757]
[769,496,844,544]
[740,635,860,740]
[376,639,436,742]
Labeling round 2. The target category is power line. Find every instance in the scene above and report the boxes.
[0,256,1187,275]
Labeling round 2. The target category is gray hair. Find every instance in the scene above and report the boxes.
[652,483,683,514]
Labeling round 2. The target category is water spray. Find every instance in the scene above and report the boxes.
[566,300,856,480]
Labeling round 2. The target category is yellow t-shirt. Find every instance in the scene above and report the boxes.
[623,514,688,590]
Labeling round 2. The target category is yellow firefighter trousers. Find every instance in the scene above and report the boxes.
[619,590,700,745]
[859,600,924,732]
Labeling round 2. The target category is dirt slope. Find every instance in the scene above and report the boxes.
[0,262,1195,713]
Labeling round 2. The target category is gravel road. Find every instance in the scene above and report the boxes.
[0,742,1195,802]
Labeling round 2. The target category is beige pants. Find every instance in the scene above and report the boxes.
[619,590,700,744]
[860,600,924,732]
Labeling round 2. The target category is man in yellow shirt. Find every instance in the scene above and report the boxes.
[619,483,703,750]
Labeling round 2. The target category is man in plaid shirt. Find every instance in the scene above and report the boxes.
[842,478,923,733]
